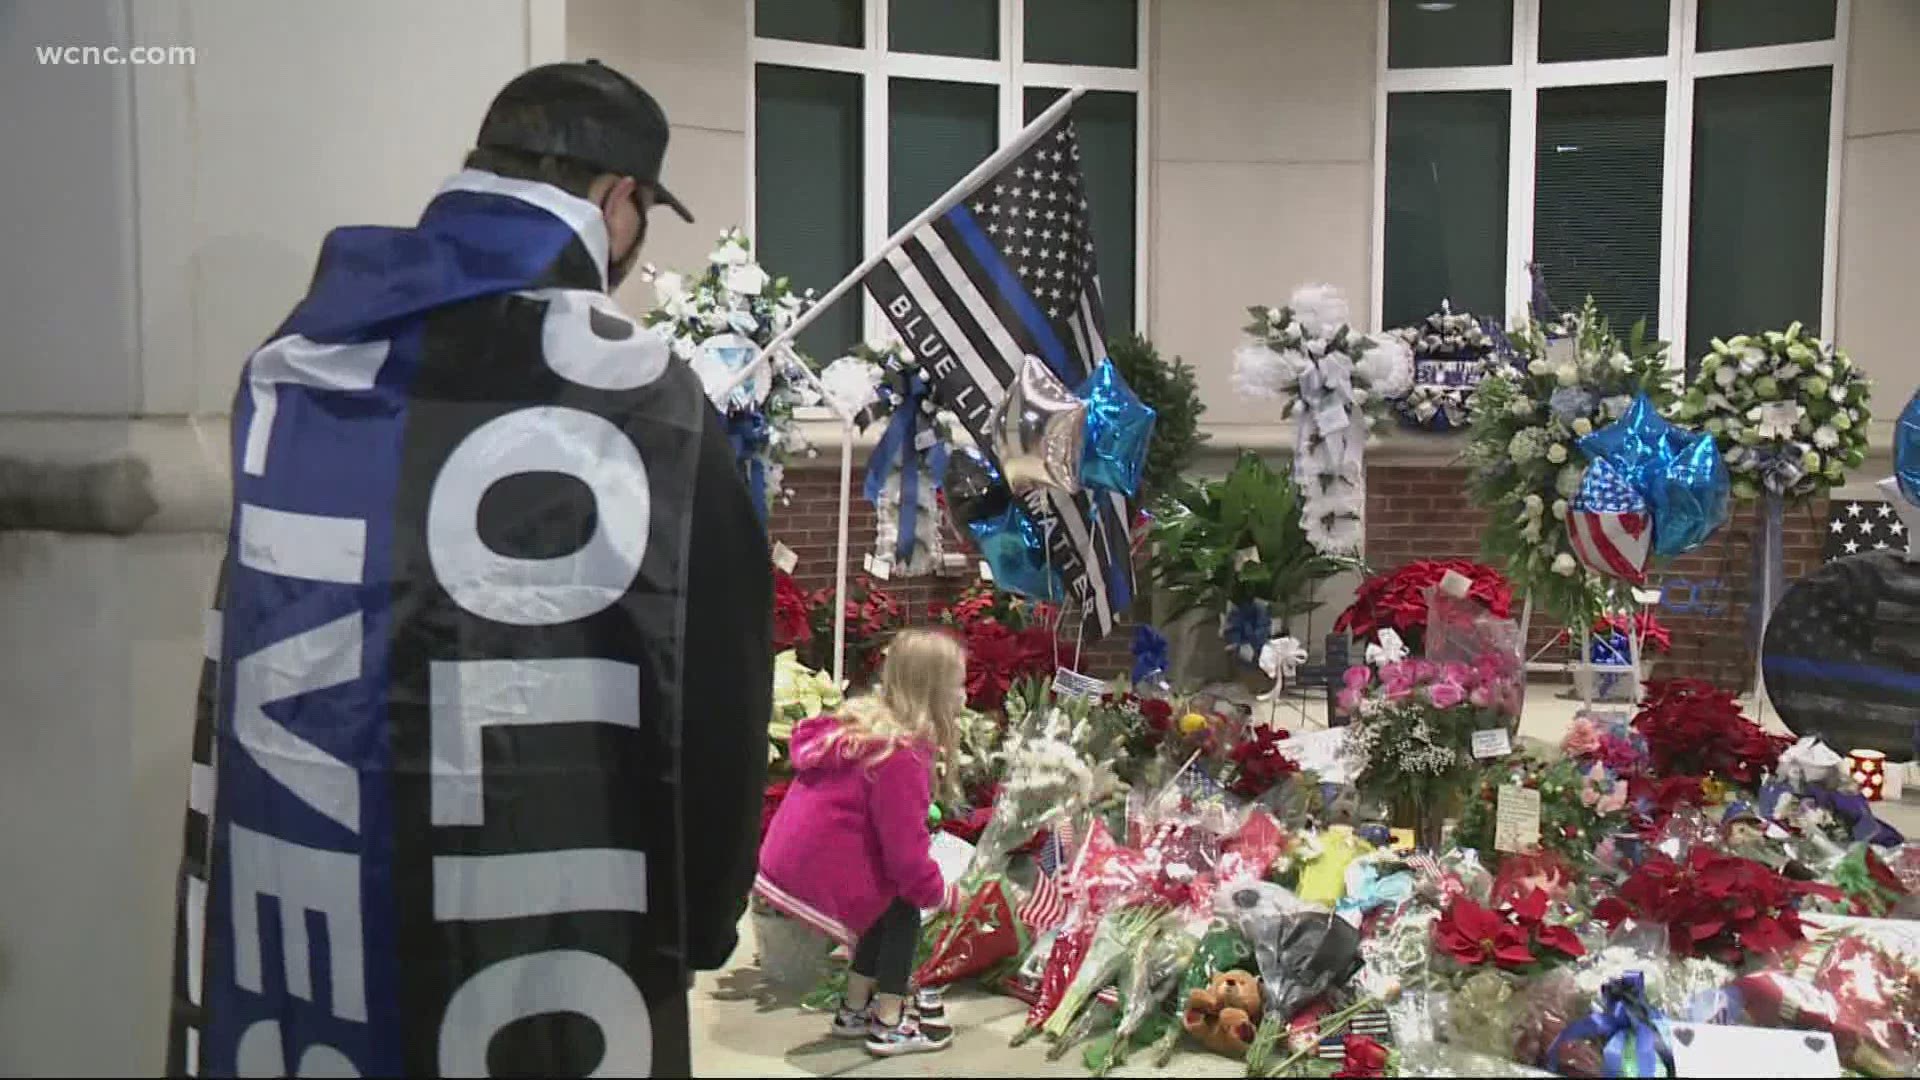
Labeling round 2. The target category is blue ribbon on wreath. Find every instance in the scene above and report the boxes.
[862,373,948,565]
[1548,972,1675,1078]
[726,408,771,525]
[1222,600,1272,664]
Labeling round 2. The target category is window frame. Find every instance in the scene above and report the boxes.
[747,0,1152,349]
[1371,0,1849,365]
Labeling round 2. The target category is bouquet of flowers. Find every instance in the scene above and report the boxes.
[1335,560,1514,654]
[1389,302,1503,432]
[1231,284,1414,555]
[641,228,817,517]
[1633,678,1791,786]
[1454,754,1634,873]
[1675,323,1873,503]
[1463,298,1676,629]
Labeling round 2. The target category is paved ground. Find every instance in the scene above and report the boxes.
[690,686,1920,1077]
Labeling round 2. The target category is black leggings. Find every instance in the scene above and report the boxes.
[851,898,921,997]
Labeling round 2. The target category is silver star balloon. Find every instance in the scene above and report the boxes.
[987,356,1087,493]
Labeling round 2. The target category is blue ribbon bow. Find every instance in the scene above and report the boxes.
[1130,624,1170,685]
[726,408,771,525]
[1221,600,1272,661]
[862,374,948,565]
[1549,972,1675,1078]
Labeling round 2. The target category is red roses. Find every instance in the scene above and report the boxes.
[1332,1034,1392,1078]
[1226,725,1300,800]
[1633,679,1791,785]
[1336,560,1512,648]
[1433,890,1585,970]
[1593,847,1842,963]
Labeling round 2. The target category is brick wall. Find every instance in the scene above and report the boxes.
[774,460,1818,692]
[1366,465,1826,688]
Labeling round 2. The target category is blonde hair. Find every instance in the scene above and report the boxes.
[821,628,966,799]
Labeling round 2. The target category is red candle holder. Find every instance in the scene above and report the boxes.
[1848,749,1887,801]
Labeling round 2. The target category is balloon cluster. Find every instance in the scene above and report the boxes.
[1897,387,1920,507]
[1567,395,1731,582]
[944,355,1157,599]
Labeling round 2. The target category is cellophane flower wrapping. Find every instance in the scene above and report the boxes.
[1243,910,1366,1027]
[1095,914,1210,1070]
[911,876,1027,990]
[1726,918,1920,1077]
[965,733,1093,881]
[1422,588,1525,719]
[1395,1040,1561,1078]
[1433,966,1519,1059]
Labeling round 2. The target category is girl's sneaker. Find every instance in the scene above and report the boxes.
[828,1002,875,1039]
[865,1014,953,1058]
[911,987,946,1023]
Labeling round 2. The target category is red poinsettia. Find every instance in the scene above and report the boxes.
[1335,559,1513,647]
[958,618,1057,713]
[1433,898,1537,968]
[1633,679,1791,785]
[772,569,812,650]
[1226,725,1300,800]
[1594,610,1672,655]
[1333,1035,1392,1079]
[1593,847,1843,963]
[1434,890,1585,970]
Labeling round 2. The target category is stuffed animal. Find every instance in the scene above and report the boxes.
[1182,969,1264,1058]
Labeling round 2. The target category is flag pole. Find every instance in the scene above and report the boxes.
[832,415,855,686]
[714,85,1088,405]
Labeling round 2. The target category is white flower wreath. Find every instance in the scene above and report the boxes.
[1389,302,1502,433]
[1674,323,1871,504]
[1231,283,1412,555]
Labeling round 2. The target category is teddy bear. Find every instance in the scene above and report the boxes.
[1182,969,1265,1058]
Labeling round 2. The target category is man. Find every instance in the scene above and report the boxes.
[165,61,771,1077]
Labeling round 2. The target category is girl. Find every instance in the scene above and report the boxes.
[755,628,965,1057]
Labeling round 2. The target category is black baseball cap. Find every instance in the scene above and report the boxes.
[476,59,694,223]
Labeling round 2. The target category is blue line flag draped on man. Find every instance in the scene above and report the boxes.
[860,116,1134,634]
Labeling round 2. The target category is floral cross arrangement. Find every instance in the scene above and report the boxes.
[819,335,956,576]
[1675,322,1872,504]
[641,228,819,520]
[1231,284,1413,555]
[1462,298,1676,629]
[1388,301,1505,432]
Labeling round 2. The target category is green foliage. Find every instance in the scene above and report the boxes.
[1148,452,1357,624]
[1108,333,1208,501]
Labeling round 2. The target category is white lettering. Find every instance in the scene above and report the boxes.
[234,614,363,832]
[185,875,207,1004]
[533,289,669,390]
[439,951,652,1078]
[238,503,367,584]
[229,824,367,1022]
[242,336,390,476]
[426,407,649,626]
[429,658,640,826]
[236,1019,360,1077]
[433,849,646,922]
[886,295,913,319]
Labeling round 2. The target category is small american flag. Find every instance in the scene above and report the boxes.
[1567,458,1651,583]
[1017,820,1075,932]
[1824,499,1907,561]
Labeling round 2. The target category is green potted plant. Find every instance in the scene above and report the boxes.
[1148,453,1358,683]
[1107,333,1207,503]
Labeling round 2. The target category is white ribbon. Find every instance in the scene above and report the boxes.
[1364,628,1408,668]
[1777,735,1844,789]
[1257,635,1309,705]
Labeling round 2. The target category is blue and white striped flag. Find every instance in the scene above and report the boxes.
[861,115,1133,634]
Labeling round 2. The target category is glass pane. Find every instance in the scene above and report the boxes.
[1533,83,1665,332]
[1024,0,1138,68]
[891,0,997,58]
[1387,0,1514,69]
[1027,88,1138,337]
[755,65,863,360]
[1538,0,1668,62]
[889,78,998,233]
[1687,68,1831,364]
[1384,92,1510,329]
[755,0,862,47]
[1699,0,1836,50]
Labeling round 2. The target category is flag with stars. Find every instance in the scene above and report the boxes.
[1762,550,1920,758]
[1824,499,1908,561]
[860,115,1132,635]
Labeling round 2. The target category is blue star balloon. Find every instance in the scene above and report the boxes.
[1076,359,1157,498]
[968,502,1063,601]
[1897,387,1920,506]
[1577,393,1730,559]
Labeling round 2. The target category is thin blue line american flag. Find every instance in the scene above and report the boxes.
[861,115,1133,635]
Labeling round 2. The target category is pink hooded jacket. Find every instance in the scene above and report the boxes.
[755,715,946,944]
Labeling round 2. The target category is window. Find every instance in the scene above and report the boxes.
[1376,0,1844,366]
[752,0,1148,361]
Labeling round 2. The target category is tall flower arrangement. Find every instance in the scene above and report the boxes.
[1463,299,1676,628]
[1231,284,1413,555]
[641,228,819,518]
[1675,323,1871,503]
